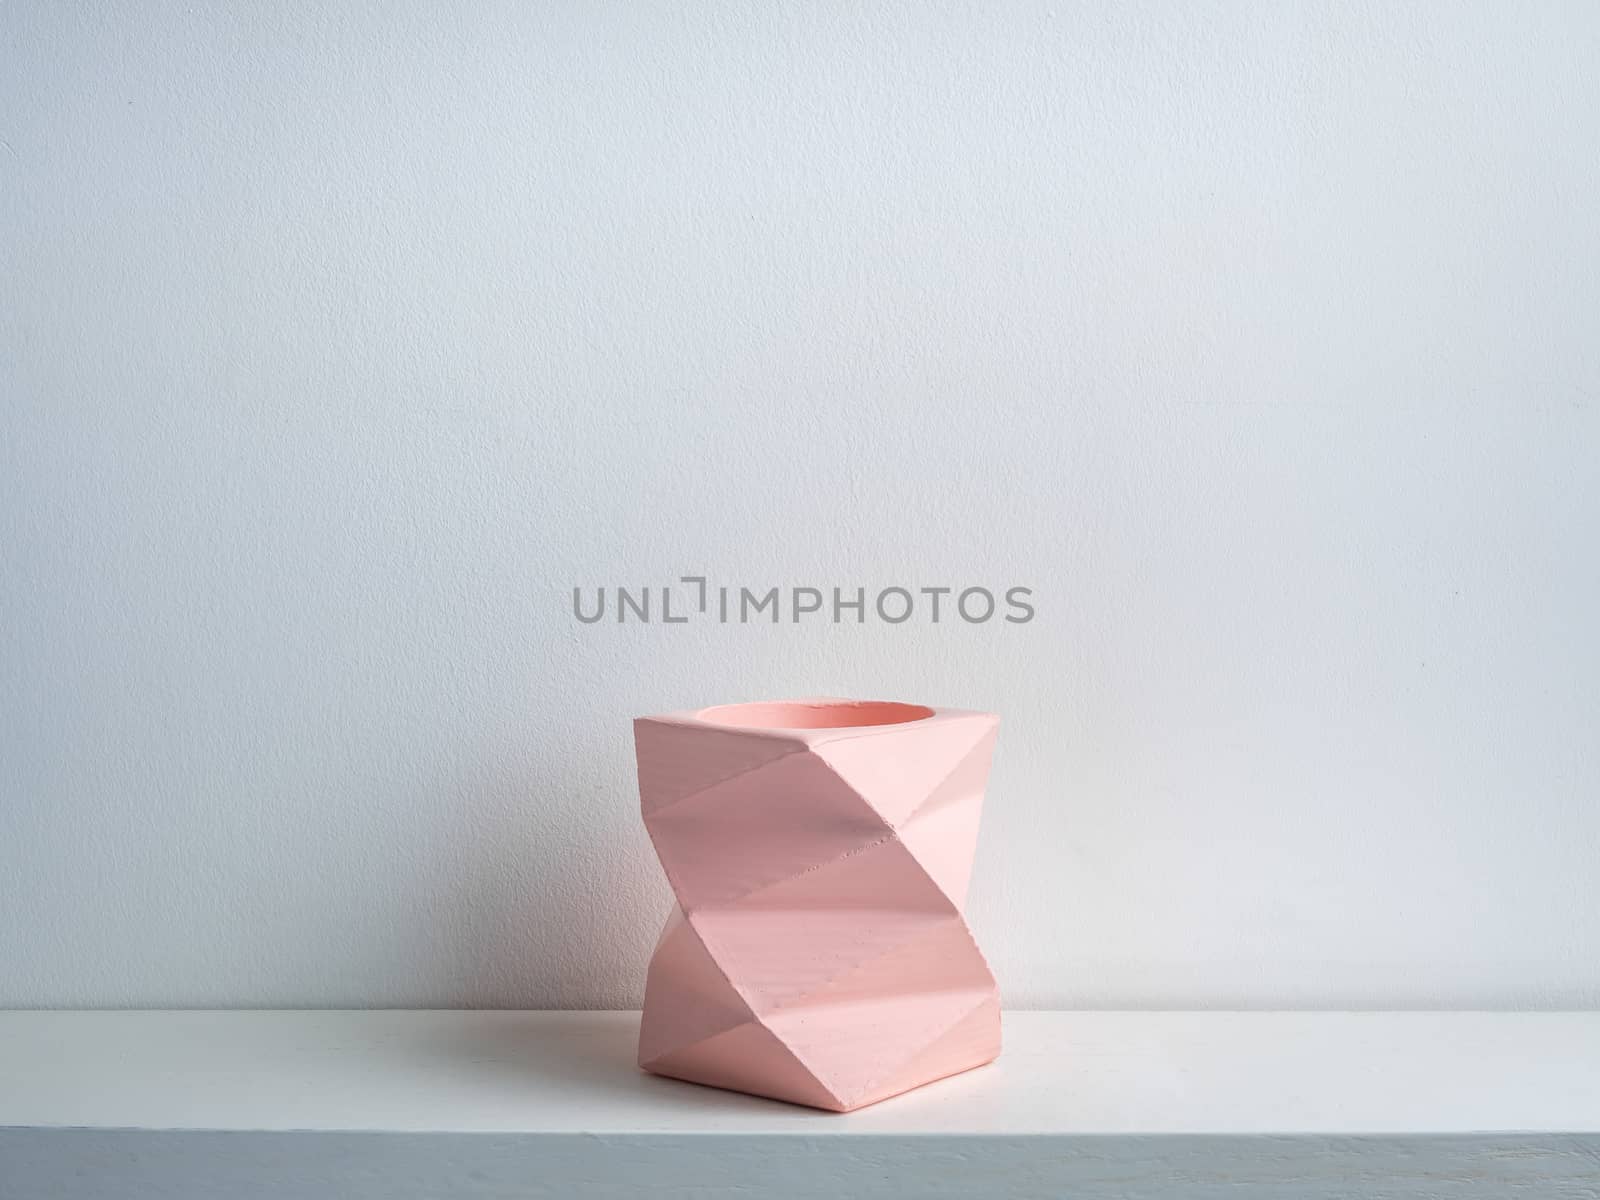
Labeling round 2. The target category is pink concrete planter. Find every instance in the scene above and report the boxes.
[634,698,1001,1112]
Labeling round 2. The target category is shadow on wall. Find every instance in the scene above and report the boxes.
[430,724,668,1010]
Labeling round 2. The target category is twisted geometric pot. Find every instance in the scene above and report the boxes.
[634,698,1001,1112]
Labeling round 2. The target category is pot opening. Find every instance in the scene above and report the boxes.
[697,700,935,730]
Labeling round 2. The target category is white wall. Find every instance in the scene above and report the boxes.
[4,1,1598,1010]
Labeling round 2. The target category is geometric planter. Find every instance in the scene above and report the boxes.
[634,698,1001,1112]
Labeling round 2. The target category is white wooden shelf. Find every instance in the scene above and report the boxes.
[3,1011,1598,1197]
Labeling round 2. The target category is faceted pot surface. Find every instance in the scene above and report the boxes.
[635,698,1001,1112]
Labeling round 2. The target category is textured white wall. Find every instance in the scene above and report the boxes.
[4,1,1598,1009]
